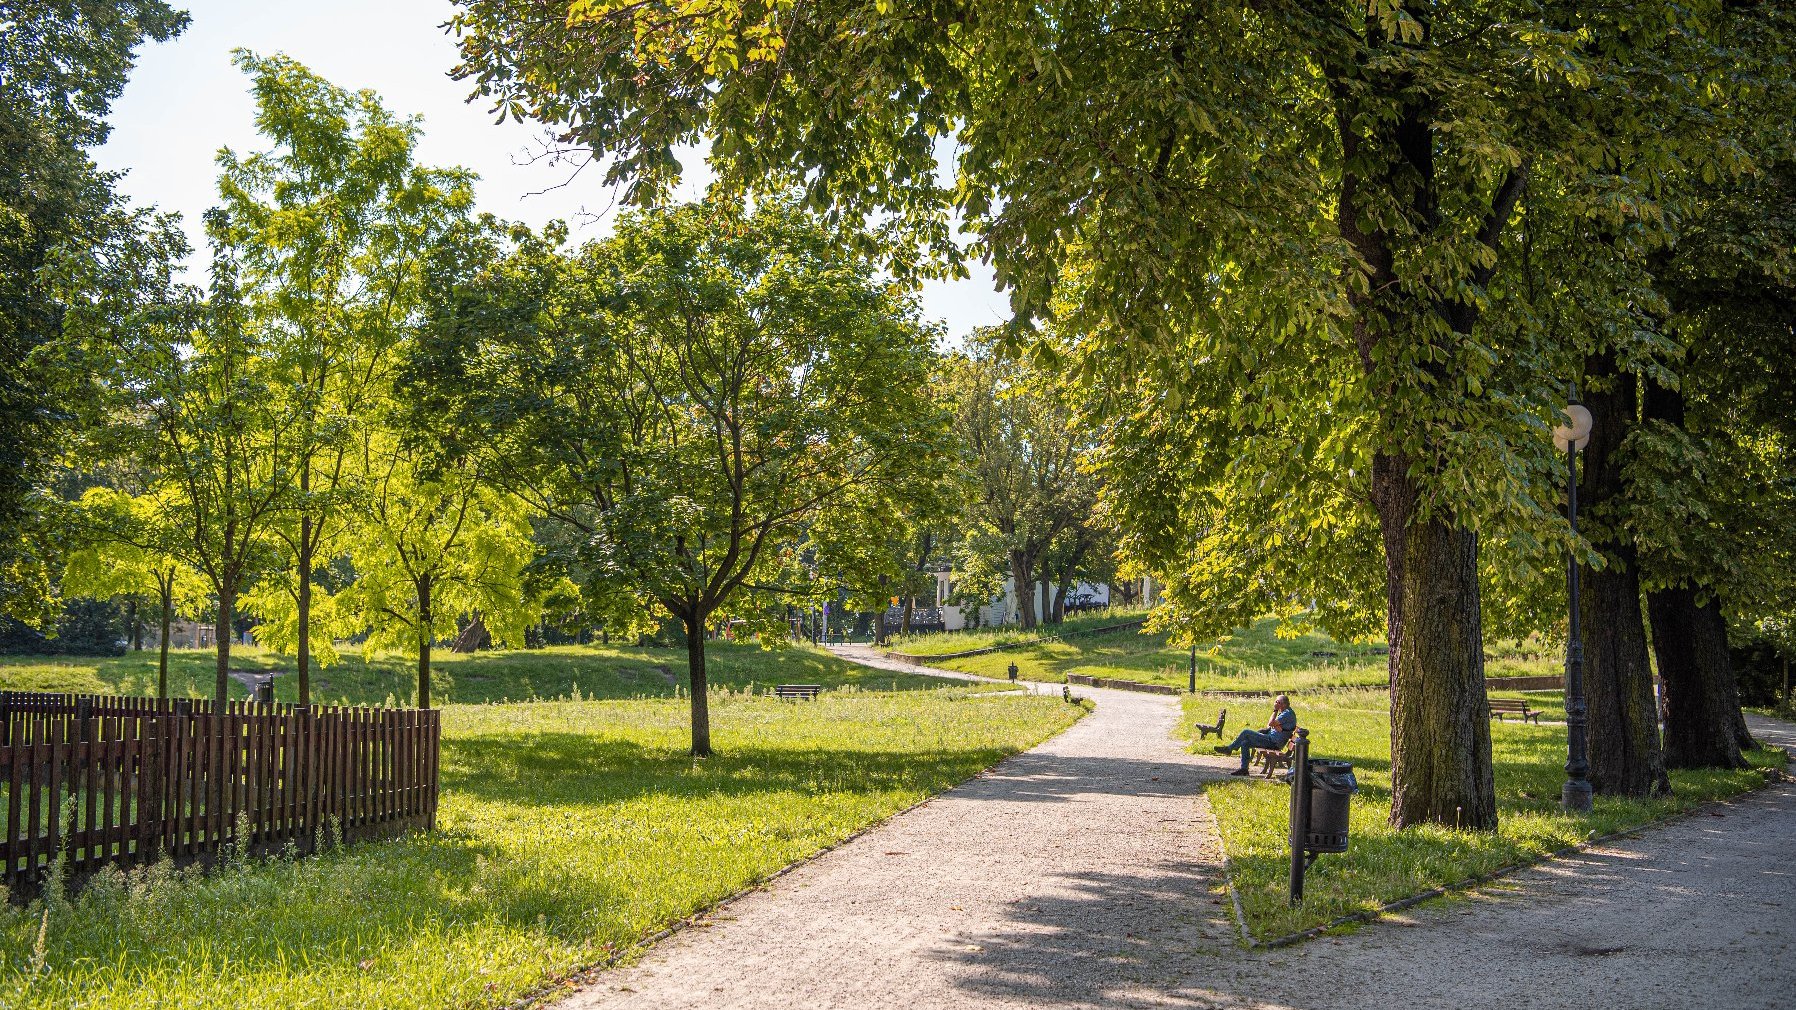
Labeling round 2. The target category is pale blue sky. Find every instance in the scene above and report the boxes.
[93,0,1009,338]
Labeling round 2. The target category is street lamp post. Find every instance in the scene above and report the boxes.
[1555,400,1594,813]
[1189,641,1198,694]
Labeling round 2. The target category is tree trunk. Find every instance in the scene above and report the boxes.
[900,593,914,635]
[127,596,141,651]
[417,573,433,709]
[214,584,235,705]
[158,578,172,700]
[1641,378,1752,764]
[1577,358,1668,796]
[1377,460,1497,830]
[685,613,712,757]
[452,614,489,653]
[875,573,889,645]
[297,509,312,707]
[1649,587,1747,769]
[1009,551,1036,629]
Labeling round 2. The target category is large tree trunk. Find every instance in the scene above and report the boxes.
[1641,378,1752,765]
[685,613,712,756]
[1649,587,1747,769]
[158,578,172,699]
[297,508,312,707]
[214,583,235,705]
[1377,460,1497,830]
[1009,551,1036,629]
[1578,358,1668,796]
[417,573,433,709]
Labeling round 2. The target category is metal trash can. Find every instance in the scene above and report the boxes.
[1304,758,1357,853]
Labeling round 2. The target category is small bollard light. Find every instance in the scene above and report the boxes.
[1008,662,1018,682]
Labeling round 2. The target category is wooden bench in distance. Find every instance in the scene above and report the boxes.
[774,684,823,701]
[1489,698,1541,724]
[1194,708,1228,740]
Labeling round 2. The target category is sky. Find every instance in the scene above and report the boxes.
[92,0,1011,339]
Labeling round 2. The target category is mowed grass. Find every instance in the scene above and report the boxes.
[886,607,1148,657]
[0,640,971,707]
[924,617,1394,690]
[0,686,1083,1009]
[914,616,1561,692]
[1188,689,1786,941]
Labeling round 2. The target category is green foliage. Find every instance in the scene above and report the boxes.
[411,198,944,742]
[0,688,1080,1008]
[0,0,187,620]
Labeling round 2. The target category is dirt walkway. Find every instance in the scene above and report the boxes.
[554,646,1241,1010]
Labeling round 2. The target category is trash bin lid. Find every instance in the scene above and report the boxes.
[1308,758,1359,794]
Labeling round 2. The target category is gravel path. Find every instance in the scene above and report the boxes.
[553,646,1242,1010]
[550,654,1796,1010]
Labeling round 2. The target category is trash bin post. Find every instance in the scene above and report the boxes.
[1288,728,1311,905]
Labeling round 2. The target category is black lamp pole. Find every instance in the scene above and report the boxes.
[1563,407,1593,813]
[1189,641,1198,694]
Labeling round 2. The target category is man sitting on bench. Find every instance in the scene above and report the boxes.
[1212,695,1297,777]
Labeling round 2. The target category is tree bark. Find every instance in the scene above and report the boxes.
[417,573,433,709]
[1378,461,1497,830]
[875,573,889,645]
[157,576,172,699]
[1649,587,1747,768]
[1577,358,1668,796]
[297,508,312,707]
[127,596,141,651]
[214,583,235,705]
[1009,551,1036,629]
[685,613,712,756]
[1642,379,1751,767]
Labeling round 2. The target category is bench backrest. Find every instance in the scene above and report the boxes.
[1489,699,1530,711]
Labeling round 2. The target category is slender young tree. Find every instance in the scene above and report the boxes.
[411,202,941,754]
[216,51,479,705]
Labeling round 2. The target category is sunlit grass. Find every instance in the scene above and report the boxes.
[885,607,1148,657]
[0,687,1083,1008]
[0,640,974,707]
[921,617,1563,691]
[1187,690,1785,941]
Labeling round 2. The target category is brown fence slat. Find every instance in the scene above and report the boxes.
[0,693,438,897]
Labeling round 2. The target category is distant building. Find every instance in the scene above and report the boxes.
[931,571,1116,631]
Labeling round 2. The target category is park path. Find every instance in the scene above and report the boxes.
[553,644,1244,1010]
[551,651,1796,1010]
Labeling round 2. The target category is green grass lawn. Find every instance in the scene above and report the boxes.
[913,616,1560,693]
[1188,689,1786,941]
[0,640,972,707]
[885,606,1148,657]
[0,686,1083,1009]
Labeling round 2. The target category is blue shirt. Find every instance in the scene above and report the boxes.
[1268,708,1296,746]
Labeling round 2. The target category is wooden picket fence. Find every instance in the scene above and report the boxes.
[0,692,439,899]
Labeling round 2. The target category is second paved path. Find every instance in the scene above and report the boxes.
[557,647,1239,1010]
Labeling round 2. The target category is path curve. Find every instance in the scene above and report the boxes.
[552,646,1240,1010]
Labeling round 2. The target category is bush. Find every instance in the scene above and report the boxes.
[0,599,127,656]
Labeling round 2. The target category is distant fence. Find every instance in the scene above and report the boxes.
[0,692,439,899]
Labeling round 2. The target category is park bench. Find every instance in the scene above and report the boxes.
[1256,738,1297,778]
[1488,698,1542,724]
[774,684,823,701]
[1194,708,1228,740]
